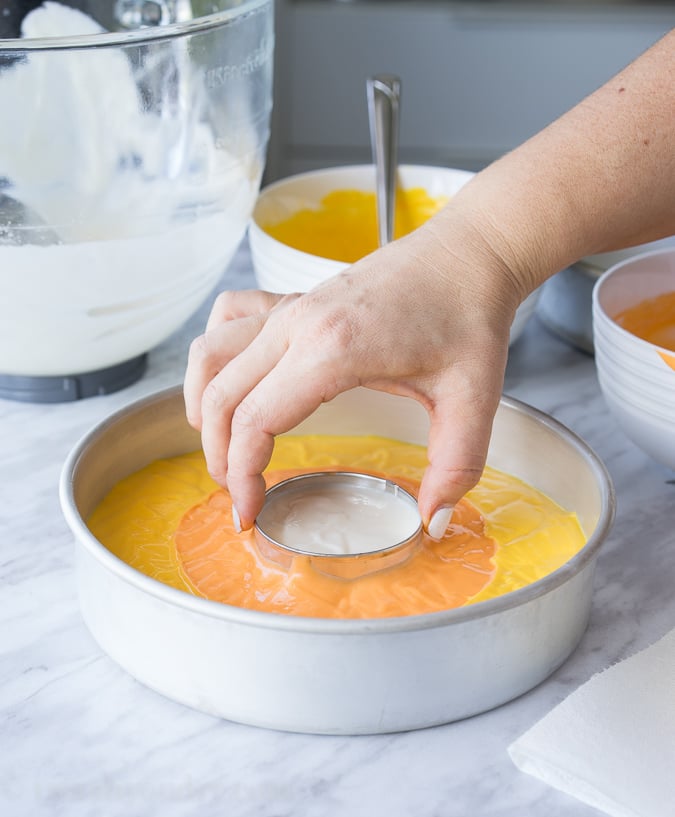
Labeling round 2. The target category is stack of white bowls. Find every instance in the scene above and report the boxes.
[593,248,675,469]
[249,164,540,346]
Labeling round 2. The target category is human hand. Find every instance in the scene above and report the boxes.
[185,27,675,536]
[184,217,523,538]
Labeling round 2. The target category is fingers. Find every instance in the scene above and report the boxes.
[195,286,361,527]
[224,346,359,528]
[417,367,504,539]
[224,349,500,532]
[185,290,297,430]
[198,317,290,489]
[184,313,268,430]
[205,289,284,332]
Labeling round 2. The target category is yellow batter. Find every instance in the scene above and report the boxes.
[263,188,448,263]
[88,434,586,617]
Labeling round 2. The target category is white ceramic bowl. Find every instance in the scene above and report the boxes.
[250,165,540,345]
[537,235,675,354]
[60,386,613,734]
[593,248,675,469]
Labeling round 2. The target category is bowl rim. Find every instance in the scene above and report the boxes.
[592,246,675,360]
[250,163,475,266]
[0,0,271,50]
[59,385,615,635]
[253,163,474,218]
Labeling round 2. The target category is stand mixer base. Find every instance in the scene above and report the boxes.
[0,355,147,403]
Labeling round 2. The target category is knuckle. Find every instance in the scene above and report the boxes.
[273,292,301,311]
[202,379,225,411]
[324,310,356,350]
[188,333,210,364]
[449,466,484,492]
[231,398,263,434]
[438,461,484,493]
[211,290,237,319]
[206,463,228,486]
[303,304,356,356]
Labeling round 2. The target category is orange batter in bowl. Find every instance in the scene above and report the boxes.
[87,435,586,619]
[614,290,675,360]
[263,188,448,263]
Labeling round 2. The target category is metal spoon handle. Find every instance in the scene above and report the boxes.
[367,74,401,247]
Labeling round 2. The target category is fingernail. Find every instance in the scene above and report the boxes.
[232,504,242,534]
[427,505,454,540]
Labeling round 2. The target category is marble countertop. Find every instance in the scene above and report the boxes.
[2,240,674,817]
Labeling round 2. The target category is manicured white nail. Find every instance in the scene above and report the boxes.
[427,506,454,540]
[232,505,242,534]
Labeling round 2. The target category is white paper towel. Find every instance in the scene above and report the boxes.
[509,626,675,817]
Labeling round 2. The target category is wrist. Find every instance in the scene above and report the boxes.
[415,202,530,324]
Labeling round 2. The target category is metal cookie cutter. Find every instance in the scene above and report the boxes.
[255,471,423,580]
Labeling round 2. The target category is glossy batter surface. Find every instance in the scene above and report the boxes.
[263,188,448,263]
[615,290,675,352]
[87,435,586,619]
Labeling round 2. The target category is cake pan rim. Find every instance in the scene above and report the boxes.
[59,385,615,635]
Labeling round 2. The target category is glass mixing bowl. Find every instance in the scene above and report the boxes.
[0,0,273,401]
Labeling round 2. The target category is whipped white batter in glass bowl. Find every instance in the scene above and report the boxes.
[0,0,273,398]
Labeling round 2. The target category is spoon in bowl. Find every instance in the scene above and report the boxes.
[366,74,401,247]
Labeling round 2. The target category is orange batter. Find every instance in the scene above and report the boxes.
[175,468,495,618]
[87,435,586,619]
[263,187,447,263]
[614,290,675,370]
[615,290,675,352]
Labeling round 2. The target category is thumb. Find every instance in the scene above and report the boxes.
[417,383,501,539]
